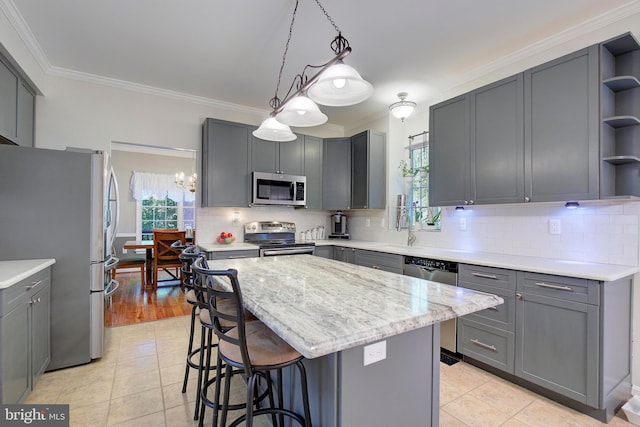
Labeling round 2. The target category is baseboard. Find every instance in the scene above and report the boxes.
[632,385,640,396]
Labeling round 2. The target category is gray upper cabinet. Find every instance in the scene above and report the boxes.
[472,74,524,205]
[201,118,251,207]
[0,55,35,147]
[323,137,352,210]
[524,46,599,202]
[429,95,469,206]
[304,135,323,209]
[251,134,304,175]
[351,130,386,209]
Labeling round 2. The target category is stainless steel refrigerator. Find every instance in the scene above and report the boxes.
[0,145,118,370]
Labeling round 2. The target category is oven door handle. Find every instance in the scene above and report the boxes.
[262,248,314,256]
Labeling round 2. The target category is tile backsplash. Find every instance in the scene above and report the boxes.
[197,200,639,267]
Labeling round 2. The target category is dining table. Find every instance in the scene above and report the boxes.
[123,237,195,287]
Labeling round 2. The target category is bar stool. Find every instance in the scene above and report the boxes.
[192,256,312,427]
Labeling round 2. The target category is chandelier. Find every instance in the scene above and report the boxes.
[252,0,373,142]
[175,151,197,192]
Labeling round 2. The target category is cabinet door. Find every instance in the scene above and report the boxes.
[524,46,599,202]
[0,58,18,143]
[17,82,34,147]
[471,74,524,204]
[313,245,333,259]
[323,138,351,210]
[515,292,598,407]
[333,246,355,263]
[251,138,278,173]
[30,283,50,382]
[201,119,251,207]
[351,130,386,209]
[304,136,323,209]
[1,306,29,403]
[278,136,304,175]
[429,95,469,206]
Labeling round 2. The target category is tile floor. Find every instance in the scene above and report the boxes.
[25,315,634,426]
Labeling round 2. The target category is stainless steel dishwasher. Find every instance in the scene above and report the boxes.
[404,256,459,353]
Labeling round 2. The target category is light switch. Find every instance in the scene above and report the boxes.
[459,218,467,231]
[365,218,371,227]
[363,340,386,366]
[549,219,561,235]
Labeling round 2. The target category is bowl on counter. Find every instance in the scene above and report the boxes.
[216,236,236,244]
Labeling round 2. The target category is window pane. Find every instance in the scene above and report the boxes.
[142,220,154,233]
[166,220,178,229]
[166,207,178,221]
[166,197,178,207]
[154,207,166,221]
[184,208,195,222]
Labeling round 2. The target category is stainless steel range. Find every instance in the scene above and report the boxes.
[244,221,315,257]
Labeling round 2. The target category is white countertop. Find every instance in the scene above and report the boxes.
[0,259,56,289]
[206,255,503,359]
[199,239,638,282]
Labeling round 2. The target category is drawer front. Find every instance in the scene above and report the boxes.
[458,318,515,374]
[210,250,259,260]
[0,269,49,317]
[460,282,515,332]
[354,249,403,274]
[459,264,516,290]
[518,272,599,305]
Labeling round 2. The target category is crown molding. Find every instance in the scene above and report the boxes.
[0,0,50,73]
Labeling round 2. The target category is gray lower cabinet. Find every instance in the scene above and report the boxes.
[333,246,355,263]
[201,118,251,207]
[251,135,304,175]
[459,264,632,422]
[205,249,259,260]
[353,249,403,274]
[524,46,599,202]
[0,267,51,404]
[322,137,352,210]
[351,130,386,209]
[313,245,333,259]
[303,136,323,209]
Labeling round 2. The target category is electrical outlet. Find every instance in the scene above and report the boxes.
[363,340,386,366]
[549,219,561,235]
[365,218,371,227]
[380,218,385,228]
[459,218,467,231]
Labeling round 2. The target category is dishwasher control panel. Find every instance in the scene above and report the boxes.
[404,256,458,273]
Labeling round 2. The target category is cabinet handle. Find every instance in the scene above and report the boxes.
[534,282,573,292]
[227,255,249,259]
[486,306,498,311]
[469,200,475,205]
[470,339,497,352]
[25,280,43,291]
[471,272,498,280]
[524,197,530,202]
[516,293,522,299]
[464,200,469,205]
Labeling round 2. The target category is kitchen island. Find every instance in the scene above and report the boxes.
[206,254,503,426]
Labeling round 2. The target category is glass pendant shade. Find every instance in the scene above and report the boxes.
[389,92,417,122]
[307,62,374,106]
[252,117,297,142]
[276,95,328,127]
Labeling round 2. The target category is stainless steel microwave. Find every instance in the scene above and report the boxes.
[251,172,306,206]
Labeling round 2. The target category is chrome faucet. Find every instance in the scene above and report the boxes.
[398,212,416,246]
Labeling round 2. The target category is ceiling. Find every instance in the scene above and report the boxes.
[5,0,639,127]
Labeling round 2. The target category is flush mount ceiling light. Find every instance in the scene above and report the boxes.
[389,92,417,122]
[252,0,373,141]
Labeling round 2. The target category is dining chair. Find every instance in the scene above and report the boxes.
[111,236,146,286]
[152,229,186,289]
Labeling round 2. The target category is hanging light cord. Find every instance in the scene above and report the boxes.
[268,0,353,113]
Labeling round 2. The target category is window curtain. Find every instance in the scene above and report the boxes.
[130,172,195,202]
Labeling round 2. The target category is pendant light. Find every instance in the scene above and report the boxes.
[389,92,417,122]
[253,117,297,141]
[276,95,328,127]
[307,61,373,106]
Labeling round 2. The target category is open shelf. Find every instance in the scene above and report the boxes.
[602,116,640,128]
[603,76,640,92]
[602,155,640,165]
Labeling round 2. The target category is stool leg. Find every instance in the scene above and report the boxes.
[194,325,208,421]
[277,369,285,427]
[211,352,224,427]
[182,304,197,393]
[264,372,278,427]
[296,361,312,427]
[245,374,258,427]
[220,364,233,427]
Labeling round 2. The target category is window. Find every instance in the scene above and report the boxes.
[130,171,196,240]
[408,134,440,228]
[139,194,195,240]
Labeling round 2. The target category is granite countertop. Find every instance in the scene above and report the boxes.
[199,239,638,282]
[206,255,503,359]
[0,259,56,289]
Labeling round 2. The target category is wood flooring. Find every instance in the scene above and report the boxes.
[104,270,191,327]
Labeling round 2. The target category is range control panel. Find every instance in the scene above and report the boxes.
[404,256,458,273]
